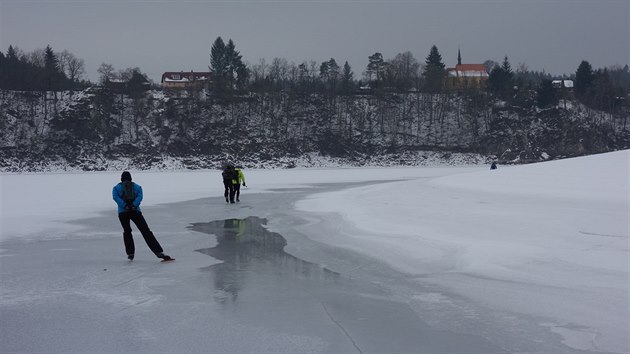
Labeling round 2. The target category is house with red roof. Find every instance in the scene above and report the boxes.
[161,71,211,90]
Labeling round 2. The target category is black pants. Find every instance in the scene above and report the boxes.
[118,211,163,256]
[224,180,236,203]
[234,183,241,201]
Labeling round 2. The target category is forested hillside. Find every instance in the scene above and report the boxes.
[1,88,627,172]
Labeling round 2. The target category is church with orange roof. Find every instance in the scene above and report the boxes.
[446,49,489,90]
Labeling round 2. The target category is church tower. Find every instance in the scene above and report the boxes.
[457,48,462,66]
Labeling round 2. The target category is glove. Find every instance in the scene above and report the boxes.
[124,204,136,212]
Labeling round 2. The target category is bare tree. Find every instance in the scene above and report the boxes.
[26,48,45,68]
[308,60,318,78]
[251,58,268,81]
[483,59,499,74]
[58,50,85,82]
[288,62,299,87]
[269,57,289,90]
[58,50,70,74]
[270,58,288,80]
[118,67,141,81]
[387,51,420,91]
[97,63,116,84]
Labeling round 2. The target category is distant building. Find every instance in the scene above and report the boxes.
[446,49,489,90]
[552,79,573,89]
[105,71,151,95]
[104,78,127,92]
[161,71,211,89]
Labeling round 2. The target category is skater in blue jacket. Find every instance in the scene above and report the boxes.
[113,171,172,261]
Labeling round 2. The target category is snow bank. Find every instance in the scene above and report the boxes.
[295,150,629,353]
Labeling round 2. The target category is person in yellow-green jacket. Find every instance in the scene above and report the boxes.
[232,166,247,202]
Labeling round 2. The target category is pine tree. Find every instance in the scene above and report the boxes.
[235,60,249,92]
[44,45,59,72]
[501,55,513,79]
[6,45,19,61]
[341,61,354,94]
[225,39,239,90]
[536,79,556,108]
[210,37,248,94]
[591,68,615,111]
[422,45,446,93]
[2,46,35,90]
[487,66,504,93]
[575,60,594,97]
[44,45,64,91]
[366,52,386,85]
[502,55,514,97]
[210,37,227,92]
[487,55,514,100]
[320,58,339,93]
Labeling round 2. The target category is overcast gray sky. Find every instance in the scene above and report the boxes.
[1,0,628,83]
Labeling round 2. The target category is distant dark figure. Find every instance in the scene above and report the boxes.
[491,162,497,170]
[222,164,238,203]
[112,171,172,262]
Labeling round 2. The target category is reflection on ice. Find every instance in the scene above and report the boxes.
[188,217,339,303]
[187,217,506,353]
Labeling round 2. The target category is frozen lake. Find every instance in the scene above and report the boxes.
[1,183,505,353]
[1,154,627,353]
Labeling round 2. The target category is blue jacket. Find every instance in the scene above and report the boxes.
[112,182,143,214]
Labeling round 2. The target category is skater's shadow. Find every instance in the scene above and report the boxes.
[188,217,339,303]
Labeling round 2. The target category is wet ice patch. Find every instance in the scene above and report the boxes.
[542,322,600,352]
[412,292,451,304]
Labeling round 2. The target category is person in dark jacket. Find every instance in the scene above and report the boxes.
[112,171,172,261]
[222,164,238,203]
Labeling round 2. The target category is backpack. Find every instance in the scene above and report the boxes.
[121,181,136,205]
[231,169,240,183]
[223,167,238,182]
[222,169,232,181]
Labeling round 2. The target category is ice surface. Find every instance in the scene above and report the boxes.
[1,151,628,353]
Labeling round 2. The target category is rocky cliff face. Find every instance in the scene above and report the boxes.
[0,88,627,171]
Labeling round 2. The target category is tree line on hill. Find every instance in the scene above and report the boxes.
[1,38,629,114]
[0,45,88,92]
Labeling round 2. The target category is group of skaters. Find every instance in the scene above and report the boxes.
[221,163,247,203]
[111,163,247,261]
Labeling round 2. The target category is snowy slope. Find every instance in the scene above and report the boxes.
[295,150,629,353]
